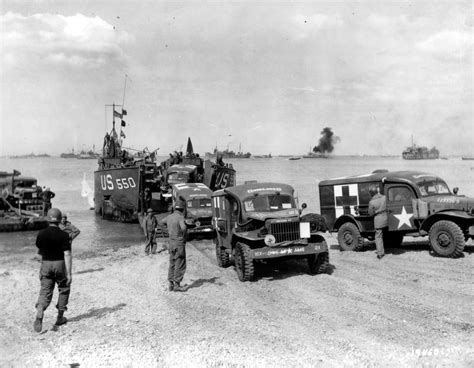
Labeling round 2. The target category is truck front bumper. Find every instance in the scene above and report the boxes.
[251,241,327,260]
[188,225,215,236]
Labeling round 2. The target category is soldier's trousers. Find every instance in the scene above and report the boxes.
[168,245,186,284]
[375,227,387,256]
[145,233,157,254]
[36,260,70,312]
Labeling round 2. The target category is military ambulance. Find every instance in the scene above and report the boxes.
[212,182,329,281]
[319,170,474,258]
[172,182,214,239]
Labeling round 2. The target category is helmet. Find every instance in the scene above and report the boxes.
[147,208,154,214]
[47,208,62,223]
[174,199,185,210]
[368,185,378,196]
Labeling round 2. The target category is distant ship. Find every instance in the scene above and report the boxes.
[78,146,100,159]
[253,153,272,159]
[205,143,251,159]
[402,136,439,160]
[10,153,50,159]
[60,148,77,158]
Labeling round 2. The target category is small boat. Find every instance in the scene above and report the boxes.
[288,156,301,161]
[461,157,474,160]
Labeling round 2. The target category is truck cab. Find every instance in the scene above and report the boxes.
[172,183,215,239]
[319,170,474,257]
[212,182,329,281]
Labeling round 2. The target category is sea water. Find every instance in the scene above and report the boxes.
[1,156,473,256]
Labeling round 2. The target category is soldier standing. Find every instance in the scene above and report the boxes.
[42,187,55,216]
[33,208,72,332]
[144,208,158,255]
[59,213,80,244]
[159,199,187,292]
[368,185,388,259]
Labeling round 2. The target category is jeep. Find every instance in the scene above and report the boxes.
[212,182,329,281]
[319,170,474,257]
[172,182,215,239]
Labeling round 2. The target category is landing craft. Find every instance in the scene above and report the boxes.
[94,103,236,223]
[94,102,168,222]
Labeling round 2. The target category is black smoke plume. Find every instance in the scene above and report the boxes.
[313,127,340,153]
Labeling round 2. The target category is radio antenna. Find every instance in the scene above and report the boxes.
[122,74,128,106]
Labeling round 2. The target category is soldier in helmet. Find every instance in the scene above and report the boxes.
[143,208,158,255]
[368,185,388,259]
[33,208,72,332]
[59,213,80,245]
[159,199,187,292]
[42,187,55,216]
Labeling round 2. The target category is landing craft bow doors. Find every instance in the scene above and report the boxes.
[385,184,416,231]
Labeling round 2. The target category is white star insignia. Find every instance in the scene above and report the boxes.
[394,206,413,229]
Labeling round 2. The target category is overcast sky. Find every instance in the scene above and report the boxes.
[0,0,472,156]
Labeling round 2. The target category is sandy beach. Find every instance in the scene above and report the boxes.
[0,234,472,367]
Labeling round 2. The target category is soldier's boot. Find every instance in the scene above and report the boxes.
[168,282,174,292]
[55,310,68,326]
[173,282,186,292]
[33,308,43,332]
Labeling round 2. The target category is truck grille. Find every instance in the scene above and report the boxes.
[269,221,300,242]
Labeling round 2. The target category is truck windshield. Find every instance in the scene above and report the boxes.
[243,194,295,212]
[168,172,190,184]
[187,198,211,208]
[416,179,451,196]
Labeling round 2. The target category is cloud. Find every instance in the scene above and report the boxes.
[417,30,471,58]
[1,12,132,69]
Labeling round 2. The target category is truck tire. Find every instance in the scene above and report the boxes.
[337,222,364,251]
[234,242,254,282]
[429,220,465,258]
[215,236,230,268]
[308,251,329,275]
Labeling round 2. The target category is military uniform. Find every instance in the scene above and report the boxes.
[42,189,55,216]
[144,212,158,255]
[160,209,187,291]
[35,225,71,331]
[368,193,388,257]
[59,219,80,244]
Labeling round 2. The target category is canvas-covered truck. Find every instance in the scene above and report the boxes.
[212,182,329,281]
[319,170,474,258]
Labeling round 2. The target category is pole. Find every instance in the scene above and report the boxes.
[122,74,128,107]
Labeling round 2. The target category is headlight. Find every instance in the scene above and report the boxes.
[264,234,276,246]
[185,219,194,225]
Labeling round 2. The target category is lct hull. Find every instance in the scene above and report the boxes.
[94,167,142,222]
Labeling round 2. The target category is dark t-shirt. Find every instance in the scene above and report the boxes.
[36,225,71,261]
